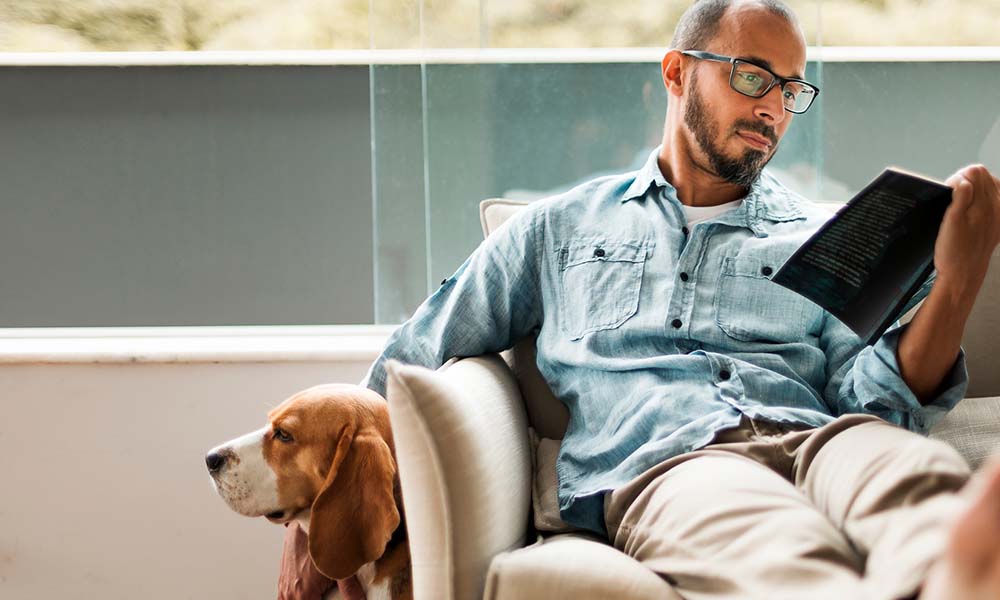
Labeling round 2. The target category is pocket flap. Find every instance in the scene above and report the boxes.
[561,239,651,270]
[721,254,785,279]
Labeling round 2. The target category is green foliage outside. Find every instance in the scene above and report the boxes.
[1,0,998,52]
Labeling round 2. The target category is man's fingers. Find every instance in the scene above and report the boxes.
[946,173,974,209]
[945,172,968,190]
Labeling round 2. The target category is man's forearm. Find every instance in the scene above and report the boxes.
[897,275,980,405]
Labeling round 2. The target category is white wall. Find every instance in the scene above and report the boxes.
[0,328,390,599]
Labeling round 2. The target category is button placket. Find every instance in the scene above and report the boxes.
[669,224,705,340]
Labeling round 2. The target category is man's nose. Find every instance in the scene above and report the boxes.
[754,85,787,124]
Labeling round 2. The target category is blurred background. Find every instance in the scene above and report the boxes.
[4,0,999,50]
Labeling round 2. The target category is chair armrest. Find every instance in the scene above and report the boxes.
[385,354,533,600]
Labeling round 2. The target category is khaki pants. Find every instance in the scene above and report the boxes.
[603,414,973,600]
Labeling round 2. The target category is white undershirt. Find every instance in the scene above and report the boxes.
[681,197,744,226]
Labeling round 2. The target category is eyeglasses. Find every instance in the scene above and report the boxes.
[680,50,820,114]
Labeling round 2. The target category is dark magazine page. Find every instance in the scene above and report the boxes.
[771,168,952,344]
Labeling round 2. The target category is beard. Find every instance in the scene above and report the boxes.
[683,71,777,188]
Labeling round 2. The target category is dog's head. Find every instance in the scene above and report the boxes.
[206,383,400,579]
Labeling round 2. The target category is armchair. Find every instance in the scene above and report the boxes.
[382,199,1000,600]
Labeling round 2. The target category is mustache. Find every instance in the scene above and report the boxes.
[733,121,777,145]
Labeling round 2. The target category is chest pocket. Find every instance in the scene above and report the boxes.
[559,238,651,341]
[714,254,822,343]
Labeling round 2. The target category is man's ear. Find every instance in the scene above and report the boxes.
[661,49,686,98]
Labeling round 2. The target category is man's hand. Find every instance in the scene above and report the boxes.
[935,164,1000,299]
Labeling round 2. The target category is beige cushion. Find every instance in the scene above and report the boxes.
[930,395,1000,470]
[385,355,533,600]
[484,533,683,600]
[500,337,567,440]
[480,198,531,240]
[530,433,580,534]
[959,247,1000,398]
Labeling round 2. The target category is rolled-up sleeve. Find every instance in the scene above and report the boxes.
[819,311,969,435]
[360,205,544,397]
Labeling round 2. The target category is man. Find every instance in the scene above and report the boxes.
[281,0,1000,598]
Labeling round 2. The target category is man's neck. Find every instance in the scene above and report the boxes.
[658,131,750,208]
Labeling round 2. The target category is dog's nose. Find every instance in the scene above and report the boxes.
[205,451,227,473]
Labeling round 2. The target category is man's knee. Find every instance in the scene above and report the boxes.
[813,421,970,518]
[870,434,970,504]
[852,421,970,481]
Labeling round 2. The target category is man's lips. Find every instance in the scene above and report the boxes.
[737,131,773,149]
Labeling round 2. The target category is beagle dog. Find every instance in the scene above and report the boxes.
[206,384,411,600]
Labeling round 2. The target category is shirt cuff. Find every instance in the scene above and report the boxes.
[854,322,969,434]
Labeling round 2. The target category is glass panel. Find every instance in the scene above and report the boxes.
[0,65,376,327]
[820,59,1000,199]
[370,1,427,324]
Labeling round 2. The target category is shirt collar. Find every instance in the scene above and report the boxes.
[621,147,670,203]
[620,146,807,224]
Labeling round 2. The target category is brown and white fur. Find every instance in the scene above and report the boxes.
[206,384,411,600]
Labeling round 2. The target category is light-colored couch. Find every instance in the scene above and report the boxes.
[382,199,1000,600]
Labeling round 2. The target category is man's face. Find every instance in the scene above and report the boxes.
[681,9,808,187]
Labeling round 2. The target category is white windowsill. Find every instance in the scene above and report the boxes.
[0,46,998,67]
[0,325,396,364]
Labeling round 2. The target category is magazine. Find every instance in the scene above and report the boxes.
[771,167,952,345]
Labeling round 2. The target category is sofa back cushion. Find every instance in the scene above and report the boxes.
[960,246,1000,397]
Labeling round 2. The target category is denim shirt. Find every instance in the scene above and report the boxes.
[361,147,969,537]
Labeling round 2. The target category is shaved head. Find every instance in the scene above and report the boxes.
[671,0,801,51]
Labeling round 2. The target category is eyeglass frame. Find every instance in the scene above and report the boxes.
[679,50,821,114]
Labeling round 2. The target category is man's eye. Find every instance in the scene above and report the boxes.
[739,73,760,83]
[273,428,294,443]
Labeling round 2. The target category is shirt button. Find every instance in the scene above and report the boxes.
[761,266,773,277]
[671,319,682,328]
[680,272,689,282]
[719,369,731,380]
[682,226,690,235]
[594,248,606,258]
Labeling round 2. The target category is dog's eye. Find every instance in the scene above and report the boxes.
[273,427,294,443]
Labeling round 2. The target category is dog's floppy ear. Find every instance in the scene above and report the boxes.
[308,423,400,580]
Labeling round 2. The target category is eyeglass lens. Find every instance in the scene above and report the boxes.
[732,60,816,112]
